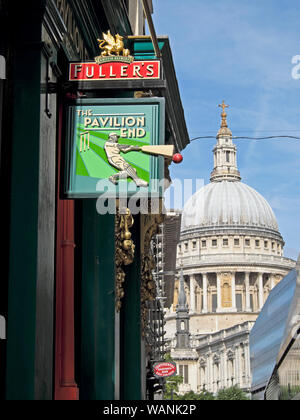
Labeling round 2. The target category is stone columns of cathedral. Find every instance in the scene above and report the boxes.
[180,271,282,314]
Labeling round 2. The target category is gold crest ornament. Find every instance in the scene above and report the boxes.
[95,30,134,64]
[115,205,135,312]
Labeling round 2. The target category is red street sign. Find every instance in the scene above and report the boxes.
[69,60,161,81]
[153,362,177,378]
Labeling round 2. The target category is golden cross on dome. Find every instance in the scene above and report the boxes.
[218,101,230,130]
[218,100,229,114]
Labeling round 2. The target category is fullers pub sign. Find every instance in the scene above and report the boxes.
[69,31,161,81]
[65,32,170,198]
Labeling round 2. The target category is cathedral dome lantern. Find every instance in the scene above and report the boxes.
[210,101,241,183]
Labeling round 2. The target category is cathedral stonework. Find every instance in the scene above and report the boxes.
[165,104,296,395]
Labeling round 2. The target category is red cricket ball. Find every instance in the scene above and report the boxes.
[172,153,183,164]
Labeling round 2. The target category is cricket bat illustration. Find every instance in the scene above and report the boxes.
[139,145,174,158]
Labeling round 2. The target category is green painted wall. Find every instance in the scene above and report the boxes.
[79,200,116,400]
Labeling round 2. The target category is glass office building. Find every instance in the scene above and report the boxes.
[250,263,300,400]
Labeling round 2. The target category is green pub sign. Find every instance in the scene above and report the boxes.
[65,98,166,198]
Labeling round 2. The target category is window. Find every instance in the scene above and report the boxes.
[234,238,240,246]
[179,365,189,384]
[264,241,268,248]
[227,359,233,379]
[184,365,189,384]
[212,239,217,247]
[255,240,260,247]
[223,238,228,246]
[213,363,220,387]
[201,240,207,248]
[212,294,217,313]
[245,239,250,246]
[226,151,230,163]
[192,241,196,249]
[250,294,254,311]
[236,294,243,311]
[272,242,275,250]
[179,365,183,377]
[184,242,188,251]
[200,367,206,386]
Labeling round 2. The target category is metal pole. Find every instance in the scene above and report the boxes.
[141,0,162,58]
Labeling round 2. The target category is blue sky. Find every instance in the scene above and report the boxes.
[150,0,300,260]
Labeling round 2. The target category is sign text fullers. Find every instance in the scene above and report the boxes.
[69,60,160,81]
